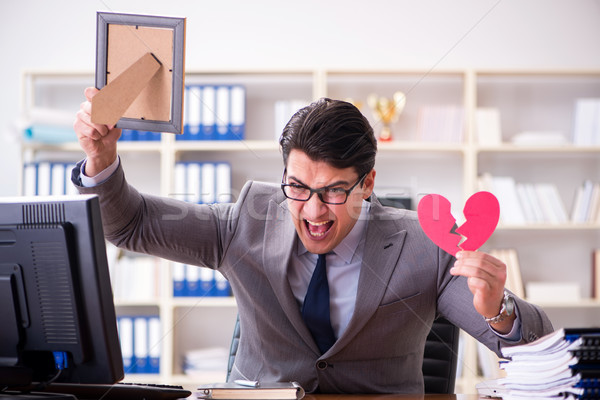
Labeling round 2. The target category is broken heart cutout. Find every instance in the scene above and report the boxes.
[417,191,500,256]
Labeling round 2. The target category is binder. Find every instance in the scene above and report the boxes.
[230,85,246,140]
[119,129,136,141]
[215,86,230,140]
[186,85,202,141]
[117,316,134,373]
[188,162,202,204]
[172,262,187,297]
[216,162,232,203]
[185,263,201,297]
[148,316,161,374]
[202,162,216,204]
[65,163,78,195]
[51,163,65,195]
[199,267,215,297]
[202,86,216,140]
[37,161,51,196]
[23,163,37,196]
[174,163,188,202]
[214,271,230,297]
[134,317,149,373]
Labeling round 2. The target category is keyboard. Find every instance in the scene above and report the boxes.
[40,382,192,400]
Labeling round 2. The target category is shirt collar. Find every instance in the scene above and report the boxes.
[297,200,371,264]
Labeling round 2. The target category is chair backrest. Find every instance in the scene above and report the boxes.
[421,316,460,394]
[226,315,460,394]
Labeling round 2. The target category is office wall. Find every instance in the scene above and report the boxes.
[1,0,599,196]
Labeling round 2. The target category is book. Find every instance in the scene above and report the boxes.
[197,382,305,400]
[489,248,524,298]
[475,107,502,146]
[593,250,600,300]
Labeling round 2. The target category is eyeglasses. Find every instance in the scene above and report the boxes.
[281,170,367,205]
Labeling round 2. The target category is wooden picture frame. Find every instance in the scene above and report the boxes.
[95,12,186,134]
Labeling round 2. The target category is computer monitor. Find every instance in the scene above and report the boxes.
[0,195,124,393]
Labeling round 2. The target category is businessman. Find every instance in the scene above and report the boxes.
[73,88,553,393]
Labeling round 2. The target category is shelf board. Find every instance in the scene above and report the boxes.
[171,296,237,308]
[173,140,279,152]
[173,140,466,153]
[496,223,600,231]
[21,140,163,153]
[378,141,464,152]
[476,144,600,153]
[527,299,600,308]
[114,299,162,307]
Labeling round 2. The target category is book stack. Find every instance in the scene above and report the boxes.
[23,161,79,196]
[117,315,161,374]
[274,99,308,140]
[489,248,524,298]
[572,180,600,224]
[490,328,600,399]
[172,262,231,298]
[180,84,246,141]
[478,174,570,225]
[173,161,232,204]
[119,129,162,141]
[21,107,78,144]
[109,255,161,301]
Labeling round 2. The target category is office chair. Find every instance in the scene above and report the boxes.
[226,315,460,394]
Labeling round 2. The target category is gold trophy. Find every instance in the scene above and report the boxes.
[367,92,406,142]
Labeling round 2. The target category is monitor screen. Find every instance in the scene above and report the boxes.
[0,194,124,389]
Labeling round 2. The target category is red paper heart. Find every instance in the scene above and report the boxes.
[417,191,500,256]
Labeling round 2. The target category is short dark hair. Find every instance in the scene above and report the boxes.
[279,98,377,178]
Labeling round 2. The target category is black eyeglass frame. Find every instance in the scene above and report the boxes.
[280,170,367,205]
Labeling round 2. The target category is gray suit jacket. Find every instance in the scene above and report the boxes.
[73,161,553,393]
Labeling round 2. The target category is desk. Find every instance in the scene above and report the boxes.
[304,395,482,400]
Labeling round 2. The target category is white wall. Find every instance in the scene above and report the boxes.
[1,0,600,196]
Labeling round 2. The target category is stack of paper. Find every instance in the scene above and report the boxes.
[483,328,600,399]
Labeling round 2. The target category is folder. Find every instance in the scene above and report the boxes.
[186,85,202,141]
[172,262,187,297]
[23,163,37,196]
[174,163,187,202]
[215,162,232,203]
[117,316,134,373]
[51,163,65,195]
[199,267,215,297]
[134,317,149,373]
[148,316,161,374]
[202,86,216,140]
[37,161,51,196]
[229,85,246,140]
[188,162,202,204]
[201,162,216,204]
[216,86,230,140]
[185,263,201,297]
[214,271,230,297]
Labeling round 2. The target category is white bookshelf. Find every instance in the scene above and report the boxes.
[19,68,600,392]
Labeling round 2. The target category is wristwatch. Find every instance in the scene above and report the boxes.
[484,290,515,324]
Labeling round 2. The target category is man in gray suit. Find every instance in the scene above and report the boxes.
[73,88,553,393]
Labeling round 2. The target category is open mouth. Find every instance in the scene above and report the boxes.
[305,219,334,238]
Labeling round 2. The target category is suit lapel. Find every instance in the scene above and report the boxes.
[330,200,407,352]
[262,198,319,352]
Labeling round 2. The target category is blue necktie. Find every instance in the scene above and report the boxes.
[301,253,336,354]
